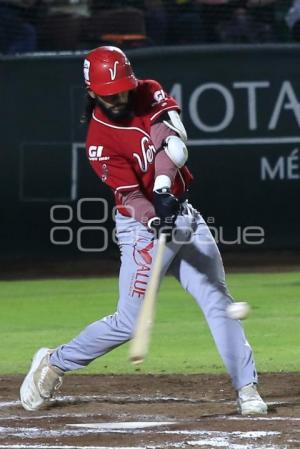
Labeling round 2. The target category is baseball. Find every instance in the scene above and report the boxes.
[226,302,250,320]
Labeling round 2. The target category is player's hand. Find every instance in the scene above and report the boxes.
[153,188,180,220]
[147,216,175,241]
[148,188,180,241]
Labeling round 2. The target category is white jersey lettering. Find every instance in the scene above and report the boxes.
[133,137,157,172]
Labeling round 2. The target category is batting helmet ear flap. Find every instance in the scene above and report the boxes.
[83,46,138,96]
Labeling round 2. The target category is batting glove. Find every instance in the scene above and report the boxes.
[148,188,180,241]
[153,187,180,219]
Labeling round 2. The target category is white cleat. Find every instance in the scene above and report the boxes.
[20,348,64,411]
[237,383,268,415]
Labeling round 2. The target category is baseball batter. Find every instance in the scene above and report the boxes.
[20,46,267,416]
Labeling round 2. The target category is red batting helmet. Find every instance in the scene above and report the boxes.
[83,46,138,96]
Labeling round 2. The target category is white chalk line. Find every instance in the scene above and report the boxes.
[0,408,299,425]
[55,395,196,404]
[0,398,296,448]
[0,426,137,439]
[1,412,298,424]
[68,421,176,430]
[156,430,280,437]
[66,425,280,439]
[0,395,236,409]
[52,394,235,405]
[0,400,20,408]
[0,424,281,438]
[0,413,104,421]
[0,433,285,449]
[0,446,148,449]
[0,396,296,410]
[0,425,287,449]
[187,441,282,449]
[0,444,286,449]
[0,445,200,449]
[223,416,300,421]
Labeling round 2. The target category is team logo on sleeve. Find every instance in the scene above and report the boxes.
[153,89,166,103]
[88,145,110,161]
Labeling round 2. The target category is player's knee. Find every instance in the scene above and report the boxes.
[113,311,137,339]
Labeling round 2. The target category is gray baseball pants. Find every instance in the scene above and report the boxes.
[50,206,257,390]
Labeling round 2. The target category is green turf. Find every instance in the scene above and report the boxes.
[1,272,299,375]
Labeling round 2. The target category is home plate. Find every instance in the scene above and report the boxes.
[67,421,176,430]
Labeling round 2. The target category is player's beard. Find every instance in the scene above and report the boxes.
[95,94,134,122]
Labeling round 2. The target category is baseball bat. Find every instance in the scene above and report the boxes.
[129,232,167,365]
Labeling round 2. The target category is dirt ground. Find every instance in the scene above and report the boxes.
[0,373,299,449]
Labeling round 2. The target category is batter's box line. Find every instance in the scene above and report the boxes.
[49,394,236,406]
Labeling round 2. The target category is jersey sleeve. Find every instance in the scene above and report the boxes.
[143,79,180,125]
[88,153,139,193]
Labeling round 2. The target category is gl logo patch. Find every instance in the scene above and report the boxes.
[88,145,110,161]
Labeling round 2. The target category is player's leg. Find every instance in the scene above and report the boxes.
[49,216,180,370]
[20,215,180,410]
[171,212,267,414]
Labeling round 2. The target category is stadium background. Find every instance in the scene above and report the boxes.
[1,0,300,274]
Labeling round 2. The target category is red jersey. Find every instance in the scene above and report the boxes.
[86,79,193,215]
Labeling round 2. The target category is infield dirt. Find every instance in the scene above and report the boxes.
[0,373,299,448]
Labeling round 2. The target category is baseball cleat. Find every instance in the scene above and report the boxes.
[20,347,64,411]
[237,383,268,415]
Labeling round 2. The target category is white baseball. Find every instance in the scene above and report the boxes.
[226,302,250,320]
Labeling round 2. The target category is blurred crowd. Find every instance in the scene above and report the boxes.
[0,0,299,54]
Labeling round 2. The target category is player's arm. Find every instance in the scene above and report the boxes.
[148,109,189,238]
[118,110,188,235]
[121,189,155,226]
[151,110,188,191]
[88,152,157,224]
[145,79,189,190]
